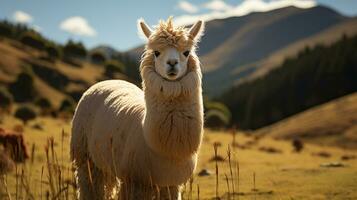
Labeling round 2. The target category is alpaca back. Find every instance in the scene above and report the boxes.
[71,80,146,174]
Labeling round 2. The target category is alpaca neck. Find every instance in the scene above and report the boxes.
[142,69,204,160]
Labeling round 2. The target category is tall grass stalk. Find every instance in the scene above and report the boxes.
[214,143,219,199]
[227,145,235,199]
[225,173,230,199]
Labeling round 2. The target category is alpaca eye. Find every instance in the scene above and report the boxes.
[183,51,190,57]
[154,51,160,57]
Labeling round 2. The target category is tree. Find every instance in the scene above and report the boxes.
[104,60,125,78]
[63,40,87,58]
[35,97,52,109]
[9,72,36,103]
[220,34,357,129]
[0,21,14,38]
[35,97,52,115]
[45,44,61,59]
[59,98,76,113]
[20,31,45,50]
[0,87,13,112]
[90,51,106,64]
[15,105,37,125]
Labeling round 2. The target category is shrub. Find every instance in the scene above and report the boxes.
[90,51,106,64]
[9,72,36,103]
[205,109,230,129]
[15,105,37,125]
[35,97,52,115]
[30,62,69,90]
[59,98,76,113]
[104,60,125,78]
[205,101,231,119]
[45,44,61,59]
[20,31,45,50]
[0,21,13,38]
[35,97,52,109]
[68,90,84,102]
[63,40,87,58]
[204,101,232,129]
[0,87,13,111]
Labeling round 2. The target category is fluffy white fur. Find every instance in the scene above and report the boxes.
[70,18,204,200]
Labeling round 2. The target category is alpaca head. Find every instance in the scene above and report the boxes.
[138,17,204,81]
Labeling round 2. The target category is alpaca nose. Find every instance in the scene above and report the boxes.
[167,59,178,68]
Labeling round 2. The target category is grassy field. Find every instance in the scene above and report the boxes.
[257,92,357,150]
[1,115,356,200]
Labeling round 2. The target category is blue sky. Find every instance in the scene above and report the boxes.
[1,0,356,51]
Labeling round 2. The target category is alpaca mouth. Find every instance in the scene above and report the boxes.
[168,72,177,77]
[167,69,178,78]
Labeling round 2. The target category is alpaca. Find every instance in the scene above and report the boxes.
[70,17,205,200]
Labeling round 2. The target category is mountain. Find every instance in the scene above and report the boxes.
[256,92,357,149]
[127,5,354,97]
[233,17,357,86]
[220,34,357,130]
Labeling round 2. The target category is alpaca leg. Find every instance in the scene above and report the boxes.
[119,181,154,200]
[75,159,105,200]
[104,174,119,200]
[159,185,181,200]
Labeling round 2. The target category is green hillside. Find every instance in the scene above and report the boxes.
[0,20,138,110]
[220,34,357,129]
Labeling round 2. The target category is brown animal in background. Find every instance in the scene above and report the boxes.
[292,138,304,153]
[0,128,29,162]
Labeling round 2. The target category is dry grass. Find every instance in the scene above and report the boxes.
[256,92,357,149]
[0,114,356,199]
[0,39,128,109]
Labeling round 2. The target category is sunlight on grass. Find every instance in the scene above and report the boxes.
[1,116,357,199]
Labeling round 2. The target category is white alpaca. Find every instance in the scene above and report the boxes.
[70,17,205,200]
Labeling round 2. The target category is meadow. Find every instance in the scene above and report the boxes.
[1,4,357,200]
[1,115,356,200]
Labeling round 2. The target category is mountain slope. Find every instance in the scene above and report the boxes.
[234,17,357,85]
[256,92,357,149]
[201,6,344,71]
[220,34,357,130]
[0,39,129,108]
[127,5,349,97]
[201,5,346,95]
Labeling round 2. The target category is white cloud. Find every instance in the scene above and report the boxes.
[178,1,199,13]
[204,0,232,12]
[13,11,33,24]
[32,25,42,32]
[60,16,97,37]
[175,0,317,25]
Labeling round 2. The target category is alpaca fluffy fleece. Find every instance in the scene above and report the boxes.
[71,18,204,199]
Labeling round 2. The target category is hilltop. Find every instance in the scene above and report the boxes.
[256,92,357,149]
[128,5,357,97]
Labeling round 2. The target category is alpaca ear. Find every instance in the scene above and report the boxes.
[189,20,205,41]
[137,18,152,39]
